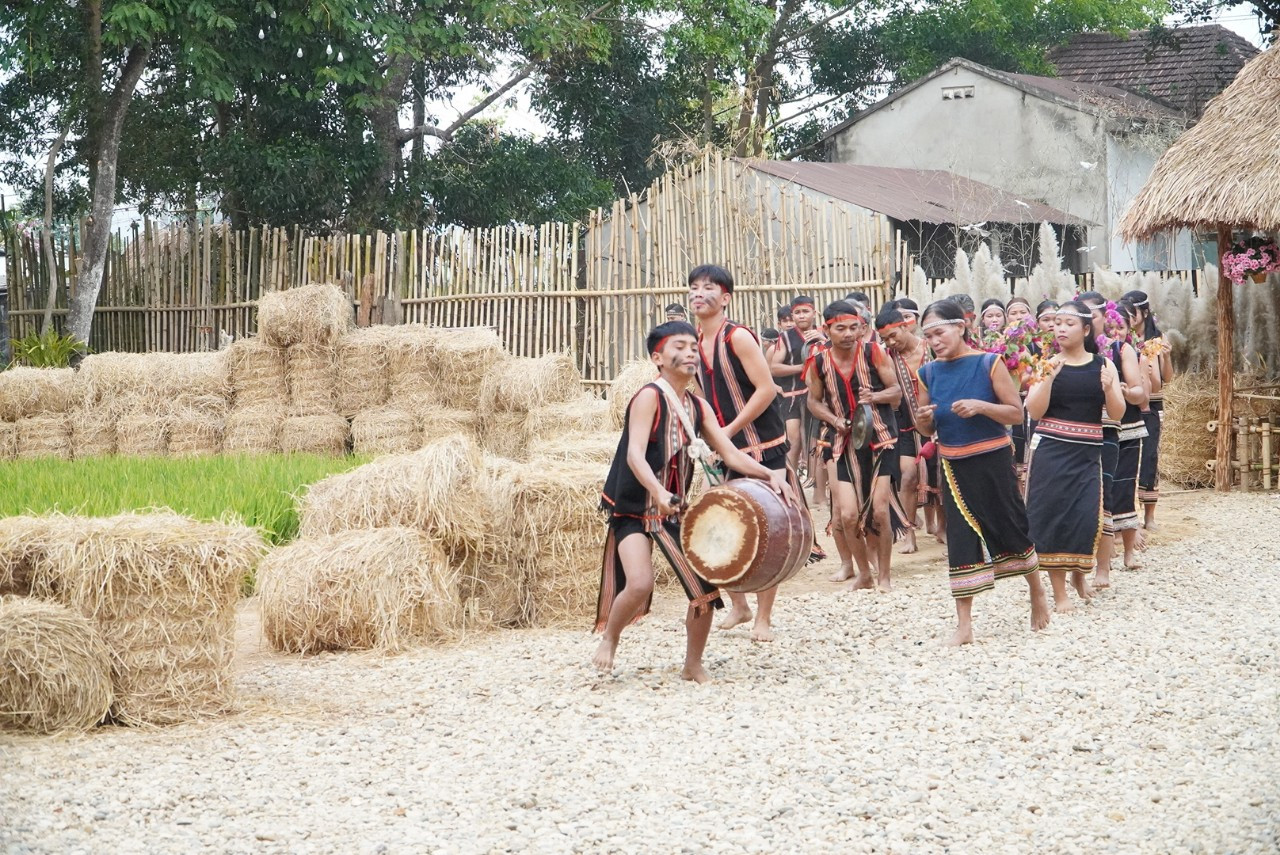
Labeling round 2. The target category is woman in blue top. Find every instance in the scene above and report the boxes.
[913,300,1051,646]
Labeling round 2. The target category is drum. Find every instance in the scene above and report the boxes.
[680,478,813,593]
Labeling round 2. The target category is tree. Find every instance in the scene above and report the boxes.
[1169,1,1278,39]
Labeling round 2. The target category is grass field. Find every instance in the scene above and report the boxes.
[0,455,370,545]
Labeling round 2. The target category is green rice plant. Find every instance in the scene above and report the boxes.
[9,330,87,368]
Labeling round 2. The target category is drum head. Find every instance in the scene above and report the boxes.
[681,487,761,586]
[850,403,874,450]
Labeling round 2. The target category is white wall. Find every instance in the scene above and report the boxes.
[1105,134,1196,271]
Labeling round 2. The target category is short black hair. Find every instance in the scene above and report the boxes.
[776,305,793,321]
[646,320,697,354]
[894,297,920,314]
[790,295,815,308]
[688,264,733,294]
[845,291,871,305]
[922,299,967,325]
[875,304,908,331]
[664,303,686,315]
[761,327,780,342]
[1078,290,1105,307]
[823,299,863,323]
[949,293,976,315]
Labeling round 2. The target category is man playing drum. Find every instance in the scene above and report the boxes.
[594,321,793,682]
[806,300,909,593]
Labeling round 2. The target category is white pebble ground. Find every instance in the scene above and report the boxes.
[2,492,1277,854]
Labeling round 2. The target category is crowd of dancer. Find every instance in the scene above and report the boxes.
[594,264,1173,678]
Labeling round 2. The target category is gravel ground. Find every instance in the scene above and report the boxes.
[2,491,1277,854]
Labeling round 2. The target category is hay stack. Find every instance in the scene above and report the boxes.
[116,413,168,457]
[258,528,461,653]
[0,597,114,734]
[0,420,17,461]
[257,283,354,348]
[351,407,420,455]
[337,326,394,416]
[0,517,63,596]
[429,326,507,410]
[383,324,443,404]
[0,367,77,421]
[608,359,659,429]
[527,433,617,465]
[227,338,288,408]
[510,461,608,626]
[1159,372,1217,488]
[460,456,529,628]
[16,513,265,725]
[299,436,484,550]
[69,410,117,457]
[480,352,582,414]
[420,408,478,442]
[525,395,610,442]
[16,415,71,460]
[168,410,224,457]
[280,414,349,455]
[480,410,531,459]
[285,343,339,416]
[224,405,284,454]
[78,352,229,418]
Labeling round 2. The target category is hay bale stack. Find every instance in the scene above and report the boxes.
[420,408,478,443]
[0,597,114,734]
[337,326,394,416]
[479,410,531,459]
[0,367,77,422]
[525,395,610,442]
[480,352,582,414]
[351,407,420,455]
[69,410,117,457]
[285,343,339,416]
[224,405,283,454]
[257,283,354,348]
[0,517,63,596]
[299,436,484,551]
[16,415,71,460]
[527,433,617,465]
[1159,372,1218,488]
[428,327,506,409]
[0,420,17,461]
[116,413,168,457]
[459,456,529,628]
[510,461,608,627]
[227,338,288,409]
[258,528,461,653]
[608,359,659,429]
[168,410,224,457]
[78,351,229,419]
[280,414,349,455]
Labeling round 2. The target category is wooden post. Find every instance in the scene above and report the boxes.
[1214,224,1235,492]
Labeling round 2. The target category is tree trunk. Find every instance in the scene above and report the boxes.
[701,61,716,143]
[66,45,150,347]
[84,0,104,196]
[412,63,426,164]
[1214,224,1234,492]
[40,126,70,335]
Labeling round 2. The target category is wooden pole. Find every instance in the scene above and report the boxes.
[1215,224,1235,492]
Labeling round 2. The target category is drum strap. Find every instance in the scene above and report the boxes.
[653,378,722,487]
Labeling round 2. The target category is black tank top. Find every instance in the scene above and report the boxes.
[1110,341,1146,430]
[697,320,787,463]
[812,342,899,449]
[601,383,705,518]
[1037,354,1105,444]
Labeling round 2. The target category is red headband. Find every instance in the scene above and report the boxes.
[876,320,913,333]
[826,314,862,325]
[650,335,675,354]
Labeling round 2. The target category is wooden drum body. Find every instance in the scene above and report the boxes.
[680,478,813,593]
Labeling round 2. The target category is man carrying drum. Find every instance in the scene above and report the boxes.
[594,321,793,683]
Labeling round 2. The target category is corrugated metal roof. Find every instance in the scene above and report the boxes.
[745,161,1092,226]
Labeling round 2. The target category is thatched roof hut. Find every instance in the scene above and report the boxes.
[1118,44,1280,491]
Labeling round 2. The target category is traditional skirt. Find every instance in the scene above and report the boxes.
[1026,435,1103,573]
[595,516,722,633]
[919,448,941,507]
[833,444,908,540]
[1112,420,1148,532]
[939,446,1039,598]
[1100,424,1120,537]
[1139,399,1163,507]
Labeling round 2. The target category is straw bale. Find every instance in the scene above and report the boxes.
[419,407,478,442]
[258,528,461,654]
[460,456,530,628]
[116,412,169,457]
[383,324,443,400]
[429,327,506,409]
[168,412,224,457]
[527,432,617,465]
[16,415,71,460]
[1119,47,1280,240]
[69,410,117,457]
[0,420,16,461]
[1159,372,1217,488]
[0,597,113,734]
[19,512,266,725]
[479,353,582,414]
[0,367,77,421]
[285,343,339,416]
[608,359,659,429]
[511,461,608,626]
[351,407,421,455]
[226,338,288,409]
[77,352,229,418]
[256,282,354,348]
[525,395,610,442]
[280,414,349,455]
[0,517,64,596]
[480,410,530,459]
[224,406,284,454]
[336,326,394,416]
[299,435,484,551]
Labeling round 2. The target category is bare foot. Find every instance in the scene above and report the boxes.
[876,577,892,593]
[1123,554,1144,570]
[1030,595,1051,631]
[944,625,974,646]
[1071,571,1095,601]
[1054,596,1075,614]
[845,573,875,592]
[717,608,752,631]
[749,621,774,643]
[898,531,918,554]
[934,529,947,545]
[1144,519,1159,533]
[1134,529,1148,551]
[1093,566,1111,590]
[829,561,855,583]
[592,636,618,672]
[680,664,711,684]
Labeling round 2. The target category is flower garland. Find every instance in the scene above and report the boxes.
[984,320,1055,387]
[1221,237,1280,284]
